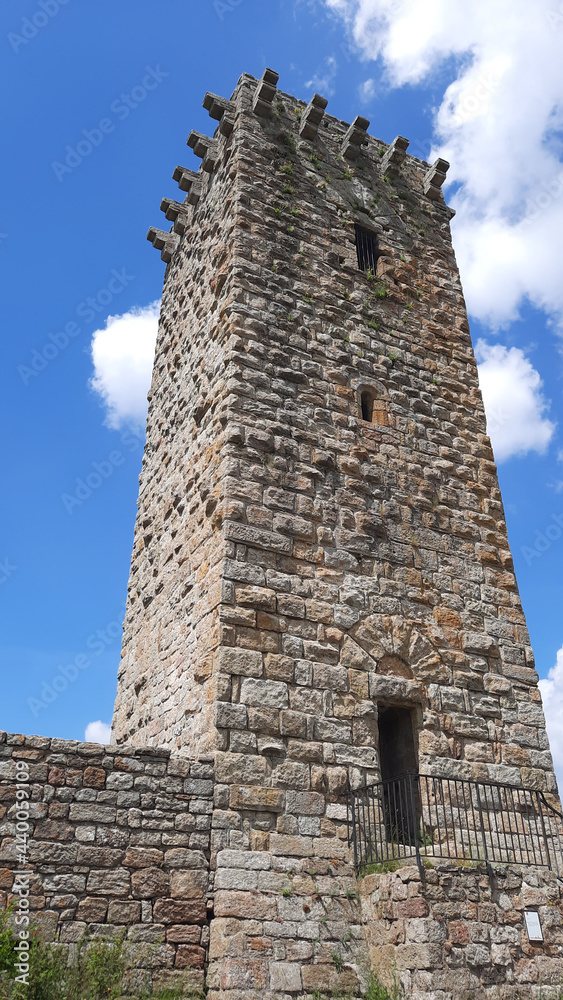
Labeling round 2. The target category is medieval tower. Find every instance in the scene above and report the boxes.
[2,69,563,1000]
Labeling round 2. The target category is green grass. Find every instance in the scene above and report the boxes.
[0,911,201,1000]
[281,132,297,155]
[359,858,403,877]
[366,971,403,1000]
[330,951,344,973]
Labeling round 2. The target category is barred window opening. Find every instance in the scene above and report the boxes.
[355,224,379,273]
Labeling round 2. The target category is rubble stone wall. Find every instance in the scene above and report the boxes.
[0,733,212,994]
[360,861,563,1000]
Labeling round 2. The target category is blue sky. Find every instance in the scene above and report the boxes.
[1,0,562,772]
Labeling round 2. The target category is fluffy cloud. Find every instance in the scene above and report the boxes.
[475,340,555,462]
[85,720,111,744]
[539,646,563,793]
[323,0,563,329]
[359,78,376,102]
[90,302,160,429]
[305,56,338,96]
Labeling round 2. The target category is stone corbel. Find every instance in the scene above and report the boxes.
[172,166,202,205]
[381,135,409,178]
[253,67,279,116]
[146,227,179,263]
[299,93,328,141]
[342,115,370,162]
[423,157,450,200]
[203,92,235,137]
[187,131,219,172]
[160,198,189,236]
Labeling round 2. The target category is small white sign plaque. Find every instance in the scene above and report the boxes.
[524,910,543,942]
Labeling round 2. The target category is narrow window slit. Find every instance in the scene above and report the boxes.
[355,223,379,273]
[361,391,374,422]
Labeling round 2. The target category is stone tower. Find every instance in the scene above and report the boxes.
[106,68,563,997]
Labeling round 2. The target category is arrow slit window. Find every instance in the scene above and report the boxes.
[355,224,379,273]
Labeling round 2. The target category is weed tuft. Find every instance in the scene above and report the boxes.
[0,911,202,1000]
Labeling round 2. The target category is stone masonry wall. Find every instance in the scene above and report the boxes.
[112,83,241,756]
[360,861,563,1000]
[0,733,212,995]
[109,69,563,998]
[114,67,559,793]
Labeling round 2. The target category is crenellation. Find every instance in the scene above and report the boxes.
[423,156,451,199]
[380,134,410,178]
[252,67,280,117]
[299,92,329,141]
[160,197,190,235]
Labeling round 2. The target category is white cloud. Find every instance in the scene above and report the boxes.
[90,302,160,430]
[539,645,563,793]
[476,340,555,462]
[305,56,338,96]
[359,78,376,102]
[322,0,563,330]
[85,720,111,744]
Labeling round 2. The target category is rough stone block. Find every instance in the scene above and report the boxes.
[240,678,288,708]
[214,890,277,920]
[153,898,207,925]
[229,787,285,812]
[270,961,303,991]
[107,899,142,924]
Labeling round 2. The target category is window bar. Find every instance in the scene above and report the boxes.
[507,786,521,865]
[436,774,449,860]
[360,788,371,862]
[468,781,482,863]
[447,778,460,862]
[498,785,511,864]
[423,776,434,859]
[475,783,490,867]
[408,773,422,868]
[377,781,385,865]
[528,789,543,866]
[392,778,402,858]
[536,790,552,869]
[485,784,500,862]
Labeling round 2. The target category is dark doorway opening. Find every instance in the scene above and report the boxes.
[378,705,419,846]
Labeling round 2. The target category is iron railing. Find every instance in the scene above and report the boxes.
[348,773,563,875]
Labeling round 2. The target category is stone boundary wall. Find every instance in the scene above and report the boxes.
[360,861,563,1000]
[0,733,212,994]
